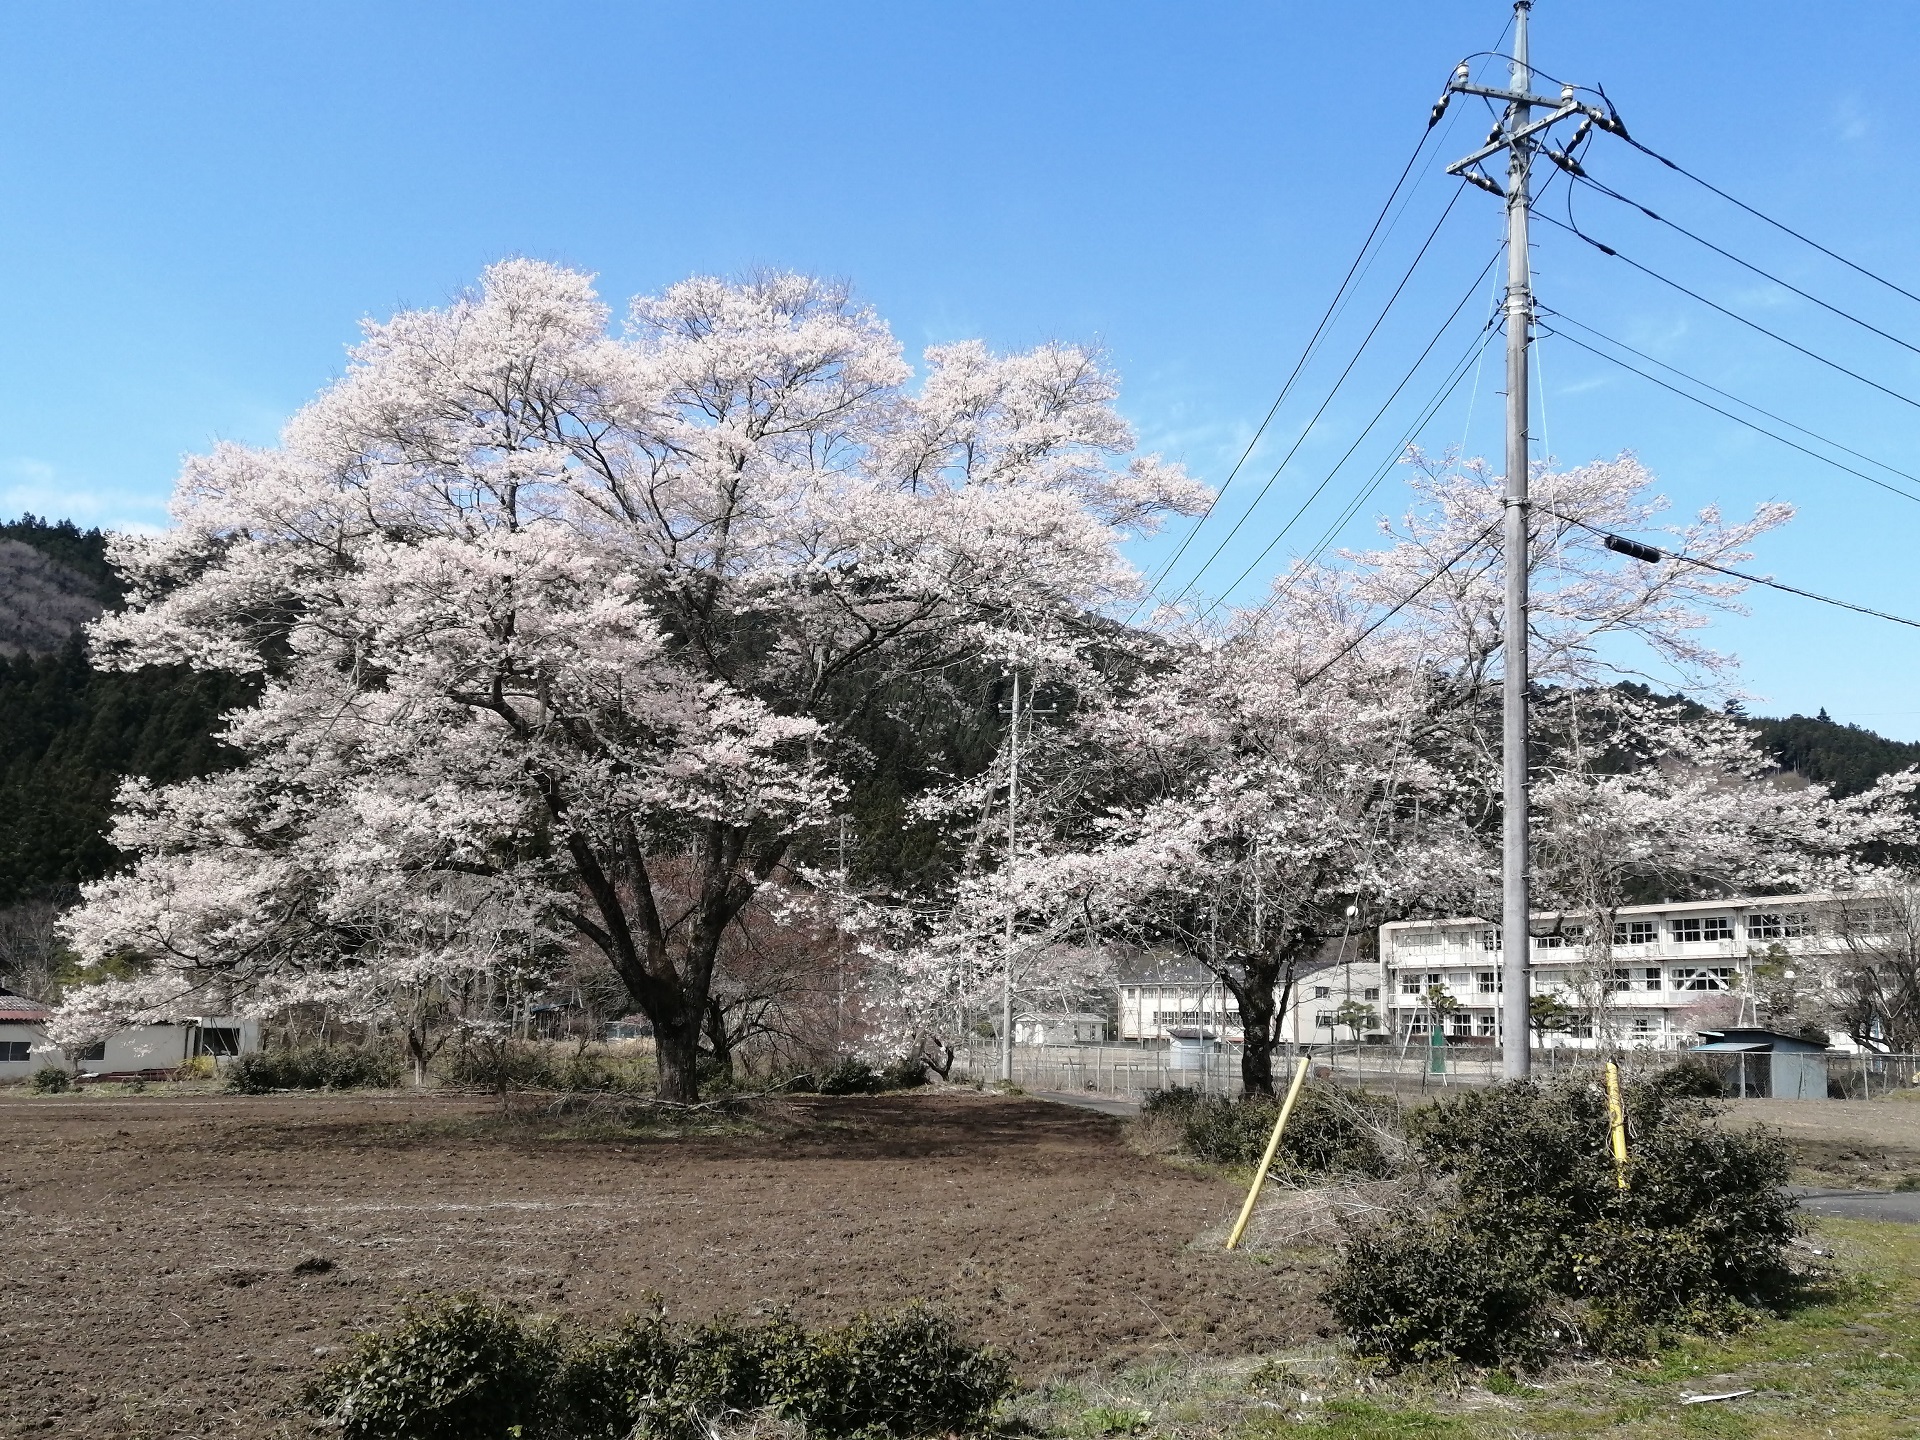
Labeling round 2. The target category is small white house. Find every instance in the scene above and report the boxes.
[0,990,261,1080]
[76,1018,262,1073]
[1014,1011,1109,1045]
[0,992,52,1081]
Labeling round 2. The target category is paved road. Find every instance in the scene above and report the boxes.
[1029,1089,1141,1117]
[1791,1187,1920,1223]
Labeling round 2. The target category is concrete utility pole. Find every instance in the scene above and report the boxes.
[1440,1,1622,1079]
[1498,4,1536,1080]
[1001,671,1022,1084]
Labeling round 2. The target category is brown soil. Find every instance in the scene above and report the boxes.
[1718,1096,1920,1188]
[0,1089,1328,1439]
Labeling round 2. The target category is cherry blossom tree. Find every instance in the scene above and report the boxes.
[56,262,1201,1101]
[903,618,1489,1096]
[1526,688,1916,1045]
[905,449,1903,1092]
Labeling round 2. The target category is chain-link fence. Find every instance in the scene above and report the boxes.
[950,1040,1920,1104]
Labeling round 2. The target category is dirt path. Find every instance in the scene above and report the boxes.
[1720,1097,1920,1188]
[0,1089,1324,1439]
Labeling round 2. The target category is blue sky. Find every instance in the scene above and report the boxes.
[3,2,1917,733]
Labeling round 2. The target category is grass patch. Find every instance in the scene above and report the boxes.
[1020,1219,1920,1438]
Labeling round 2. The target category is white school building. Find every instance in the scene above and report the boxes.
[1112,945,1387,1048]
[1381,892,1872,1050]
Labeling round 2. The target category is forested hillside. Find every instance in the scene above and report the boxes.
[0,519,252,905]
[0,513,1914,904]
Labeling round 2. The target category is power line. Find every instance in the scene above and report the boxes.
[1615,132,1920,310]
[1536,312,1920,503]
[1155,190,1477,612]
[1294,520,1502,687]
[1550,509,1920,632]
[1136,120,1448,611]
[1197,259,1502,615]
[1230,321,1500,622]
[1570,171,1920,361]
[1538,319,1920,506]
[1534,210,1920,414]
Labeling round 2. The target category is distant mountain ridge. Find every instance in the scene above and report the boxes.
[0,516,122,658]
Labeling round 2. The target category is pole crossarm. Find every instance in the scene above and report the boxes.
[1445,101,1585,174]
[1446,81,1571,108]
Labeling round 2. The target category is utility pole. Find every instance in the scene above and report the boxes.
[1440,1,1621,1079]
[1001,671,1022,1084]
[835,814,848,1053]
[1497,4,1536,1082]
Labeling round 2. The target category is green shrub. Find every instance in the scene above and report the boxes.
[28,1065,70,1094]
[819,1057,879,1095]
[305,1296,1011,1440]
[880,1055,929,1090]
[1324,1214,1549,1368]
[303,1295,554,1440]
[1642,1056,1726,1100]
[1177,1087,1394,1178]
[226,1044,403,1093]
[765,1303,1011,1438]
[1332,1075,1801,1368]
[1140,1086,1202,1117]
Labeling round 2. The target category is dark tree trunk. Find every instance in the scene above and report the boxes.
[557,810,790,1105]
[703,996,734,1077]
[1233,973,1277,1097]
[1227,942,1306,1098]
[654,1017,702,1103]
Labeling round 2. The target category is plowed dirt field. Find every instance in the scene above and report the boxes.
[0,1089,1327,1438]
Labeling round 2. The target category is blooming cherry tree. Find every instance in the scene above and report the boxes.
[58,263,1201,1100]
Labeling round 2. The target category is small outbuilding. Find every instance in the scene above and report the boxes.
[0,991,52,1081]
[1692,1027,1830,1100]
[1013,1012,1109,1045]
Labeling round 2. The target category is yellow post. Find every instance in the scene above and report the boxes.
[1604,1059,1629,1190]
[1225,1054,1311,1251]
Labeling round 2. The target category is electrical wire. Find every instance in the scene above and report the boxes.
[1547,509,1920,632]
[1614,133,1920,310]
[1537,319,1920,506]
[1141,33,1528,621]
[1155,189,1477,612]
[1571,171,1920,361]
[1535,209,1920,414]
[1135,119,1451,613]
[1542,309,1920,500]
[1186,254,1503,615]
[1294,520,1503,687]
[1226,320,1502,627]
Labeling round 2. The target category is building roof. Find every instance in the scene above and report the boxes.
[1113,941,1377,986]
[1693,1027,1830,1054]
[0,989,49,1024]
[1112,945,1213,985]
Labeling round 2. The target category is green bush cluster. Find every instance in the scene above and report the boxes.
[811,1055,929,1095]
[1327,1074,1800,1368]
[1144,1085,1394,1179]
[225,1045,403,1093]
[28,1065,70,1093]
[303,1295,1011,1440]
